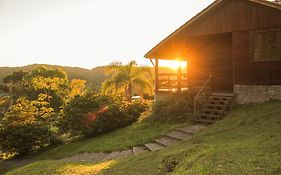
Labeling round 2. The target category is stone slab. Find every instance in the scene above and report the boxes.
[144,143,164,151]
[133,146,149,155]
[118,149,133,159]
[166,131,192,141]
[175,124,206,134]
[155,137,179,146]
[102,151,121,161]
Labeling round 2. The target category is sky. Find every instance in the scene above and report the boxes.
[0,0,214,69]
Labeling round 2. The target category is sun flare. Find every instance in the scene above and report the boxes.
[160,60,187,70]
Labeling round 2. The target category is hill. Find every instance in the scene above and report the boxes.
[0,64,108,90]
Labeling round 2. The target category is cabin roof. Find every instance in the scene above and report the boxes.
[145,0,281,59]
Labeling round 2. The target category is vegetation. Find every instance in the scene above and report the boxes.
[0,63,154,158]
[150,91,194,122]
[102,60,153,100]
[58,93,148,137]
[4,101,280,175]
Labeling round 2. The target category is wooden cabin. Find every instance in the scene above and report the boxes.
[145,0,281,104]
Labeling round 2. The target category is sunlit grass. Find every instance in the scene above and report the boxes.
[4,160,116,175]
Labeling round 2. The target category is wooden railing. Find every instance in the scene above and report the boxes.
[193,75,212,115]
[157,73,188,92]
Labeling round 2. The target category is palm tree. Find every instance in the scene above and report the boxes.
[102,60,153,100]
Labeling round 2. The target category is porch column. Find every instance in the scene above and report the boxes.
[155,58,159,92]
[177,63,182,92]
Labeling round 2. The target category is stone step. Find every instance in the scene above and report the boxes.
[102,151,121,161]
[155,137,179,147]
[194,118,216,124]
[144,143,165,151]
[132,146,150,155]
[62,152,108,163]
[118,149,133,159]
[166,131,192,141]
[174,124,206,134]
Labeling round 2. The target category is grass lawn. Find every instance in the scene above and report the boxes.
[32,121,188,160]
[4,101,281,175]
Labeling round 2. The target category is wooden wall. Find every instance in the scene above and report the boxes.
[233,30,281,85]
[146,0,281,60]
[188,33,233,92]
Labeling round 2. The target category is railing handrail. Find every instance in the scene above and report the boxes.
[194,74,212,115]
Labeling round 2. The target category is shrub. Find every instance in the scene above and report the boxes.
[0,98,56,156]
[0,124,55,155]
[150,92,193,122]
[59,94,149,137]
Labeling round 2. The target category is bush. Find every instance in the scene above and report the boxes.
[0,124,55,155]
[0,98,57,156]
[150,92,193,122]
[59,94,149,137]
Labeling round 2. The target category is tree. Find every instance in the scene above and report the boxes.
[1,70,28,101]
[68,79,86,98]
[102,60,153,100]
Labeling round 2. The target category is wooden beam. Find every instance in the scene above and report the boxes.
[155,58,159,92]
[177,64,182,92]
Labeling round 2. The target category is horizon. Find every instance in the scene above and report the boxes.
[0,0,214,69]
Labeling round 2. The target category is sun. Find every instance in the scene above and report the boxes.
[160,60,187,70]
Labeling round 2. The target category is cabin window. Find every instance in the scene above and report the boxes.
[252,29,281,61]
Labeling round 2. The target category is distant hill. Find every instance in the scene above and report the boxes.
[0,64,108,90]
[0,64,176,92]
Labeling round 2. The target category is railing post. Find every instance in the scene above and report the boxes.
[177,64,182,93]
[155,58,159,92]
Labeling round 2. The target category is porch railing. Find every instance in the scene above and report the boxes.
[193,74,212,115]
[157,73,188,92]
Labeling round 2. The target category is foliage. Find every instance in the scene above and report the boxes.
[102,60,153,100]
[68,79,86,98]
[150,92,193,122]
[0,97,56,155]
[0,70,28,100]
[59,93,149,137]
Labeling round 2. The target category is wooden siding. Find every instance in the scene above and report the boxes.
[146,0,281,60]
[233,30,281,85]
[181,0,281,37]
[188,33,233,92]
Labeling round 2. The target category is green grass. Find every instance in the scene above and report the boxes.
[3,101,281,174]
[33,121,188,160]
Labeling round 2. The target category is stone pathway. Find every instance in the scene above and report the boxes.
[60,124,206,163]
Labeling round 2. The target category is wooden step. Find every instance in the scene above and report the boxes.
[197,113,223,120]
[204,103,228,109]
[201,108,225,115]
[174,124,206,134]
[155,137,179,146]
[132,146,149,155]
[103,151,121,161]
[118,149,133,159]
[194,118,216,124]
[210,93,234,97]
[166,131,192,141]
[208,100,230,105]
[144,143,165,151]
